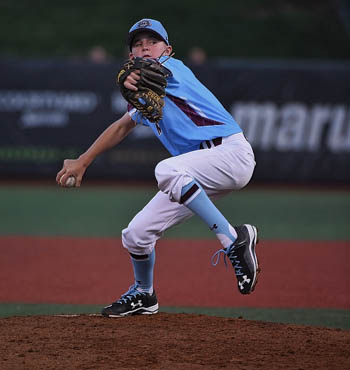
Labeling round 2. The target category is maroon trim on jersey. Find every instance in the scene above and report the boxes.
[167,95,224,127]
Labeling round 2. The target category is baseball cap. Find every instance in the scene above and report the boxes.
[128,19,169,50]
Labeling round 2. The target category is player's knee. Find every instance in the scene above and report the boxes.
[155,159,192,202]
[154,159,174,191]
[121,223,142,250]
[122,227,152,255]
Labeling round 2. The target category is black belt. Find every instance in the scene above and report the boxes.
[199,137,222,149]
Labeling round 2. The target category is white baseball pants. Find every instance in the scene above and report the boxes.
[122,132,256,255]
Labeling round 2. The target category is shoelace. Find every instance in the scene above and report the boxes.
[211,246,243,276]
[116,284,142,304]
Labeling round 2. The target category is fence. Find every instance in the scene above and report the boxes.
[1,59,349,183]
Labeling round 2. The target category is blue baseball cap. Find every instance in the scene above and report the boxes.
[128,19,169,50]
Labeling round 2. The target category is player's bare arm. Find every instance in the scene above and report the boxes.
[56,113,135,187]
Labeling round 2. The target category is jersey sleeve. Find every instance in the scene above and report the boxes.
[127,105,150,127]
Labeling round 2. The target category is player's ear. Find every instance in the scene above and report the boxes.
[129,52,135,60]
[164,45,173,56]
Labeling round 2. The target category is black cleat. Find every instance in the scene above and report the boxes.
[212,224,260,294]
[101,284,159,318]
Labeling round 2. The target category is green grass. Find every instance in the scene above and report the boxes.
[0,185,349,240]
[162,307,350,330]
[0,303,348,330]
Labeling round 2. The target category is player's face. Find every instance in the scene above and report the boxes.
[130,32,172,59]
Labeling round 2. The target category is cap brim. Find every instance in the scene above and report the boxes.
[128,29,167,50]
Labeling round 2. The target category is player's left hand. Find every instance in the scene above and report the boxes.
[124,71,140,91]
[116,57,170,123]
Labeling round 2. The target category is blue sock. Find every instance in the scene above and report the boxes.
[181,180,237,249]
[130,249,155,294]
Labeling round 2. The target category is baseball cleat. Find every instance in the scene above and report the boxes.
[101,284,159,318]
[212,224,260,294]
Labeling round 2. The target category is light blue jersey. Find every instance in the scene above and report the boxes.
[129,57,242,156]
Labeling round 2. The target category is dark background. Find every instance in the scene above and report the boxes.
[0,0,349,184]
[1,0,349,60]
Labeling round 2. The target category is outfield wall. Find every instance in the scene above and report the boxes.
[0,59,349,183]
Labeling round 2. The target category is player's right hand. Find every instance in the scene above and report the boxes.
[56,158,87,187]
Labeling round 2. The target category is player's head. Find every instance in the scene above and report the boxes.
[128,19,172,59]
[128,19,169,50]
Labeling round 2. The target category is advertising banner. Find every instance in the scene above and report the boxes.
[0,59,349,183]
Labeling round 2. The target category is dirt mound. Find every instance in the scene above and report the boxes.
[0,313,349,369]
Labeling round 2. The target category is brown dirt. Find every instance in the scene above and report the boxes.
[1,236,349,369]
[0,236,349,308]
[0,313,349,370]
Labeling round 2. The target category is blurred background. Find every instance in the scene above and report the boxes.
[0,0,349,324]
[0,0,349,184]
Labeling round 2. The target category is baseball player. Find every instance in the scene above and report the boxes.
[56,18,260,318]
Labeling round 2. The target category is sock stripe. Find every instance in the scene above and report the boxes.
[130,253,149,260]
[180,183,199,204]
[183,188,201,206]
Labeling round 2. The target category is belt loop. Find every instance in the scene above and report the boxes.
[213,137,222,147]
[200,137,223,150]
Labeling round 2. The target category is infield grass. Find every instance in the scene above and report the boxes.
[0,303,349,330]
[0,185,349,240]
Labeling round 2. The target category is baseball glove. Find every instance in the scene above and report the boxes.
[117,57,171,123]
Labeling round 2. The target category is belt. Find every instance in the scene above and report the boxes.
[199,137,222,149]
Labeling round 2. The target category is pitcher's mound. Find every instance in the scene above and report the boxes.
[0,313,348,369]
